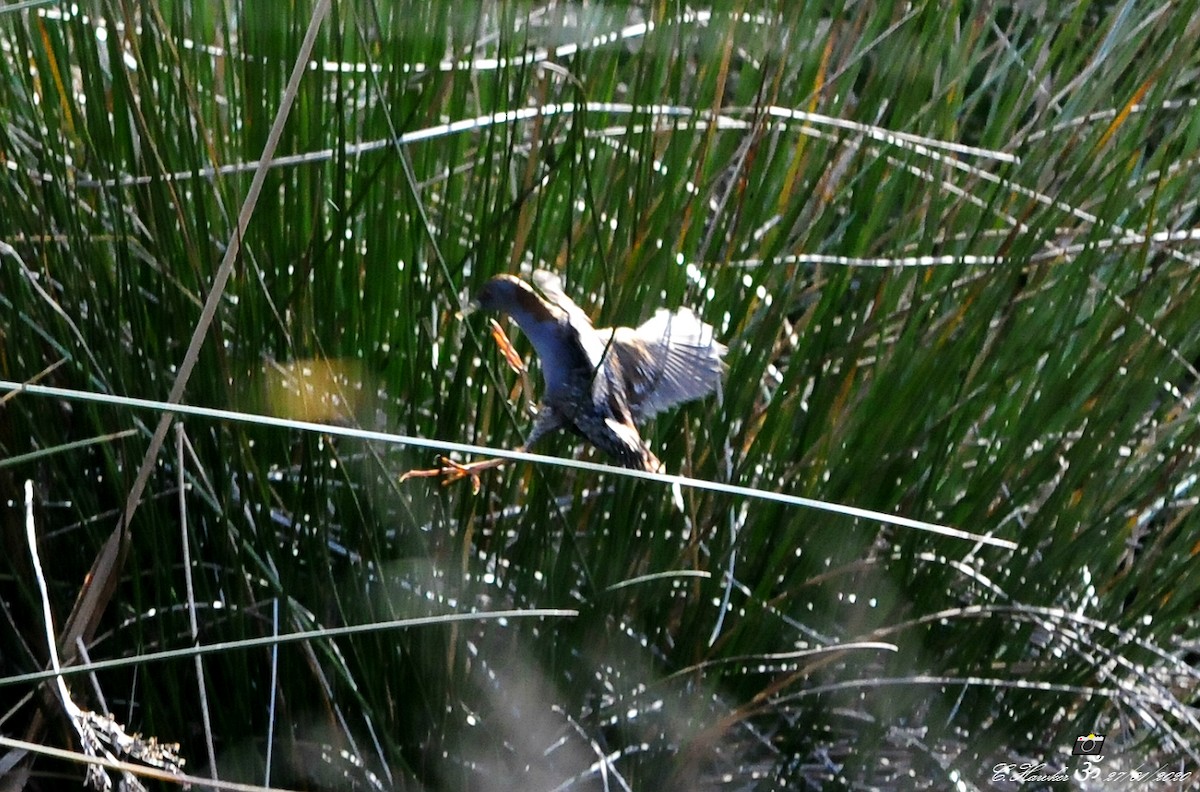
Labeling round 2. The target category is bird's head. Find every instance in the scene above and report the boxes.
[473,274,525,312]
[471,274,556,321]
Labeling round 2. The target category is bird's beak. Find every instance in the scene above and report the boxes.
[456,289,482,320]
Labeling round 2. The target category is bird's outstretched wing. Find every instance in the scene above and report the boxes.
[604,308,727,422]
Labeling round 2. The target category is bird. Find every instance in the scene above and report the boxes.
[402,270,727,489]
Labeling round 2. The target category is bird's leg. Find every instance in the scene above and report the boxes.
[490,318,535,412]
[521,404,561,451]
[490,317,524,372]
[399,329,558,493]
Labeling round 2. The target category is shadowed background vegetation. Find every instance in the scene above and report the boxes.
[3,1,1200,789]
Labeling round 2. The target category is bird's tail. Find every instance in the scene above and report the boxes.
[604,417,664,473]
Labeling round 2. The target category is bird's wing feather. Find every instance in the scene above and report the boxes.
[603,308,727,422]
[532,270,594,330]
[532,270,616,371]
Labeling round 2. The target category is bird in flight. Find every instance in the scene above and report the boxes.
[402,270,726,490]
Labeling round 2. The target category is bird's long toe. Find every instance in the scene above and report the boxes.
[399,456,506,494]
